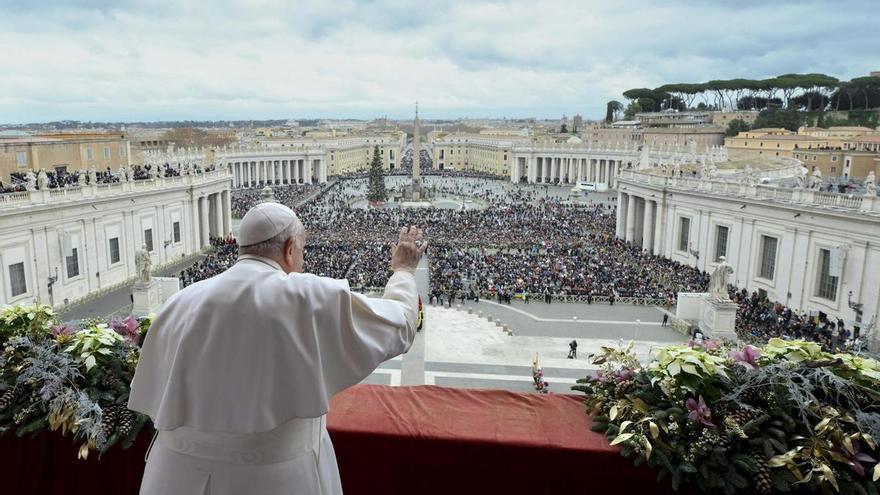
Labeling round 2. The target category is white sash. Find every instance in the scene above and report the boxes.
[155,416,324,465]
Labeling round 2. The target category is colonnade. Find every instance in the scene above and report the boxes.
[512,156,628,188]
[194,190,232,249]
[228,157,326,188]
[616,191,663,255]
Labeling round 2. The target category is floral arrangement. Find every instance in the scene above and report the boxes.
[574,339,880,494]
[0,303,151,459]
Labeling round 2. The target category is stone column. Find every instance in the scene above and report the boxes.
[643,199,655,253]
[214,193,224,236]
[625,195,637,242]
[222,190,231,235]
[199,195,210,248]
[653,201,664,255]
[616,192,626,237]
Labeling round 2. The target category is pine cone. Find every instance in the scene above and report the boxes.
[750,446,772,495]
[0,385,24,410]
[101,370,119,389]
[101,404,119,434]
[740,387,764,406]
[727,408,760,427]
[116,409,135,437]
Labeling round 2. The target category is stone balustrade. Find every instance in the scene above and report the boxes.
[0,170,232,208]
[618,169,880,214]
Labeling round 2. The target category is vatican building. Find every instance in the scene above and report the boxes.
[2,1,880,494]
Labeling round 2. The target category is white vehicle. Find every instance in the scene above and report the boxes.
[575,181,608,192]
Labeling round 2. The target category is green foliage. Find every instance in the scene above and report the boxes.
[575,341,880,494]
[623,102,643,120]
[0,305,152,459]
[752,108,803,131]
[725,119,750,137]
[366,145,386,203]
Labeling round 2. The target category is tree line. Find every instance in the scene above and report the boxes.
[606,73,880,122]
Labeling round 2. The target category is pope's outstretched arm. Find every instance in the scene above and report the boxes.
[315,226,427,396]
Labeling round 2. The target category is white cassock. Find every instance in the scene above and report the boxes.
[129,254,418,495]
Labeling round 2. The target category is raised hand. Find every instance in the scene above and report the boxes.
[390,225,428,274]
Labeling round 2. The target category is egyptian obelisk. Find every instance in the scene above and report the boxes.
[411,102,421,199]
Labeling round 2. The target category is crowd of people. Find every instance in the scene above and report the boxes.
[173,173,861,351]
[1,163,209,193]
[231,184,320,217]
[730,287,855,350]
[178,237,239,287]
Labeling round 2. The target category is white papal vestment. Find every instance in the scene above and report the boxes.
[129,255,418,494]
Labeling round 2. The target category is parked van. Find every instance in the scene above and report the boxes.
[575,181,608,192]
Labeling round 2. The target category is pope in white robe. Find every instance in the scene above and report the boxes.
[128,202,426,495]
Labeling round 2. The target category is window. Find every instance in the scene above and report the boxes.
[9,263,26,297]
[16,152,27,167]
[66,248,80,278]
[714,225,729,261]
[831,156,837,162]
[759,236,777,280]
[119,145,126,158]
[813,156,817,161]
[831,167,837,173]
[816,249,839,301]
[86,147,94,160]
[173,222,181,243]
[678,217,690,252]
[109,237,121,264]
[144,229,154,252]
[103,146,111,159]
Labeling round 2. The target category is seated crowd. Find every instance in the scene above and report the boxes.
[178,174,854,350]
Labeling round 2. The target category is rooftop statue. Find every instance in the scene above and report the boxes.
[865,171,877,197]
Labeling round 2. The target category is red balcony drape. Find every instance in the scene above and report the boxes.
[0,385,686,494]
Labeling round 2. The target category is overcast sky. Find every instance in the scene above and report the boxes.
[0,0,877,123]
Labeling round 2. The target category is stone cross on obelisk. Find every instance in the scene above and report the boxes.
[411,102,421,199]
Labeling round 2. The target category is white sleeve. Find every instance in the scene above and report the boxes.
[317,270,418,396]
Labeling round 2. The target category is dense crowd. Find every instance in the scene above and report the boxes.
[730,287,855,350]
[171,174,867,350]
[1,163,210,193]
[231,184,320,217]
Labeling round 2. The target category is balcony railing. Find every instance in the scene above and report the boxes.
[0,170,232,209]
[618,169,880,214]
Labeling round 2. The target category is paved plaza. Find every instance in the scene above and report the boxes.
[364,256,688,394]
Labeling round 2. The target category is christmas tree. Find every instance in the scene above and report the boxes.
[367,145,386,204]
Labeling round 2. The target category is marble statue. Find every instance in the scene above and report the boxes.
[795,165,809,188]
[809,168,822,190]
[88,168,97,185]
[865,171,877,197]
[37,170,49,190]
[76,172,86,187]
[709,256,734,301]
[135,244,152,285]
[119,166,128,182]
[25,171,37,191]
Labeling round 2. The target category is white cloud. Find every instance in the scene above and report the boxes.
[0,0,877,122]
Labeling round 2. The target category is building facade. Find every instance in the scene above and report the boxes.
[1,133,131,179]
[0,170,231,308]
[616,169,880,347]
[726,128,880,178]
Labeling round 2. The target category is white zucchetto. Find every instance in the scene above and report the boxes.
[238,203,299,246]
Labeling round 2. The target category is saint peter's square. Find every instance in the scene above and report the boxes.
[1,1,879,494]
